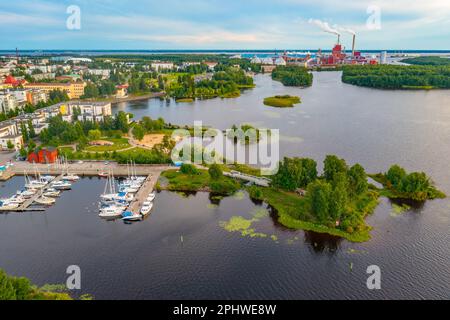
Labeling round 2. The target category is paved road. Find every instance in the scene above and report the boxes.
[10,161,172,177]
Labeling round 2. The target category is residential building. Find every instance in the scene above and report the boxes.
[151,62,174,71]
[204,61,218,70]
[116,84,128,99]
[86,69,111,79]
[0,121,23,151]
[59,101,112,122]
[0,93,18,113]
[31,73,56,81]
[24,82,86,99]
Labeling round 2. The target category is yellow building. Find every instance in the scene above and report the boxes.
[24,82,86,99]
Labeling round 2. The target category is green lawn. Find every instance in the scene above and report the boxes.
[85,138,131,152]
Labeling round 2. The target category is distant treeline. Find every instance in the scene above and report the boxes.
[401,56,450,66]
[342,65,450,89]
[272,66,313,87]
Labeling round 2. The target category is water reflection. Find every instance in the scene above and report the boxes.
[304,231,343,254]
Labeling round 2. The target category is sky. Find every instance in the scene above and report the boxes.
[0,0,449,50]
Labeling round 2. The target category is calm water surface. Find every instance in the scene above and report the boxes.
[1,72,449,299]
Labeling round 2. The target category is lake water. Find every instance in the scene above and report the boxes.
[1,72,450,299]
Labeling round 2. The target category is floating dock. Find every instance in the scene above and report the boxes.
[127,172,161,214]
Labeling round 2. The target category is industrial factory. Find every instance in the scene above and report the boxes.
[252,19,380,69]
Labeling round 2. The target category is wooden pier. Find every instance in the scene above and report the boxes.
[127,171,162,214]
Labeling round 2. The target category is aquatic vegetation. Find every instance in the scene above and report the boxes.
[233,191,246,201]
[219,208,277,242]
[391,203,412,216]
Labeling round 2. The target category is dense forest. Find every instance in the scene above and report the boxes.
[272,66,313,87]
[401,56,450,66]
[167,68,254,100]
[342,65,450,89]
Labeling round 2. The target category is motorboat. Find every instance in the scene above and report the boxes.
[140,202,153,216]
[147,192,156,202]
[63,174,80,181]
[121,211,142,221]
[51,181,72,190]
[98,172,109,178]
[34,196,56,206]
[99,205,124,218]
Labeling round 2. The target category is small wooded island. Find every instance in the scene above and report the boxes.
[158,156,445,243]
[264,95,301,108]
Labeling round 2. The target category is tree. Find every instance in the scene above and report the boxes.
[386,165,407,189]
[20,123,29,143]
[348,164,368,196]
[208,164,223,180]
[88,129,102,141]
[27,120,36,139]
[329,173,349,221]
[6,140,14,150]
[307,180,332,222]
[323,155,348,182]
[115,111,129,133]
[299,158,318,187]
[132,124,145,141]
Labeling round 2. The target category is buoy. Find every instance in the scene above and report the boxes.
[350,262,354,271]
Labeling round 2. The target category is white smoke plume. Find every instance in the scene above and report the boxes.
[308,19,341,36]
[336,26,356,36]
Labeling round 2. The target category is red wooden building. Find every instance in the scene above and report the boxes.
[28,148,58,164]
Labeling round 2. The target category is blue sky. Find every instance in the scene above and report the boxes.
[0,0,449,50]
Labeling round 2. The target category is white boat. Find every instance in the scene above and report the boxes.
[0,200,19,210]
[51,181,72,190]
[35,196,56,205]
[43,189,61,197]
[63,174,80,181]
[140,203,153,216]
[147,192,156,202]
[25,180,47,189]
[8,195,26,205]
[99,205,124,218]
[122,211,142,221]
[119,186,139,193]
[19,189,37,198]
[41,175,55,182]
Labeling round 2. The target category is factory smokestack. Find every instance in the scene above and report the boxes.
[352,34,356,56]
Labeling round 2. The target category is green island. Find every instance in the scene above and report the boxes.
[401,56,450,66]
[158,164,240,196]
[370,165,446,201]
[272,66,313,87]
[263,95,301,108]
[342,65,450,89]
[0,269,92,300]
[158,156,445,243]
